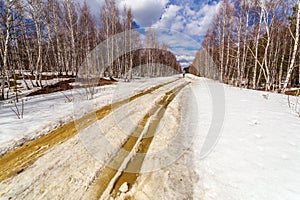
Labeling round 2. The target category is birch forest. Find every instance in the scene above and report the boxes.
[194,0,300,92]
[0,0,180,100]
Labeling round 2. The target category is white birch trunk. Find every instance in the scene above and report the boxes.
[253,5,264,89]
[237,17,242,86]
[66,0,76,75]
[283,0,300,91]
[241,12,249,86]
[53,1,63,73]
[225,17,232,81]
[279,39,287,90]
[2,0,13,99]
[33,16,42,87]
[220,16,225,81]
[261,1,271,91]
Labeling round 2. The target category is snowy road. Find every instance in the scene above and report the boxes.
[1,75,300,199]
[0,76,194,199]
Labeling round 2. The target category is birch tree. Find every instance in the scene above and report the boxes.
[240,0,251,87]
[64,0,78,76]
[283,0,300,91]
[215,5,225,81]
[198,0,299,91]
[250,0,264,89]
[26,0,45,87]
[121,5,134,80]
[101,0,120,77]
[1,0,15,100]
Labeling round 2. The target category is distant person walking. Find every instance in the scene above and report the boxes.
[182,69,186,78]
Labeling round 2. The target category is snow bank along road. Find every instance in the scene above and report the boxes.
[0,76,193,199]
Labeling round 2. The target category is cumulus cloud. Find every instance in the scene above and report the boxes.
[84,0,169,27]
[193,3,220,36]
[153,1,220,37]
[171,16,185,31]
[147,0,220,64]
[85,0,220,39]
[119,0,169,27]
[153,29,199,64]
[184,6,196,18]
[152,5,182,29]
[177,55,196,67]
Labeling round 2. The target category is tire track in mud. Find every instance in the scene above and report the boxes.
[87,82,190,200]
[0,79,179,183]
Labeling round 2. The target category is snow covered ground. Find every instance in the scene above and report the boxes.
[1,74,300,199]
[192,77,300,200]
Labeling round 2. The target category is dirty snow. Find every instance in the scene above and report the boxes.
[0,76,176,155]
[1,74,300,199]
[0,76,185,199]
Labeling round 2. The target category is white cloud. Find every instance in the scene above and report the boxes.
[184,6,196,17]
[153,29,199,60]
[189,3,220,36]
[177,55,195,66]
[171,19,184,31]
[119,0,169,27]
[84,0,220,38]
[152,5,182,31]
[84,0,169,27]
[152,1,220,37]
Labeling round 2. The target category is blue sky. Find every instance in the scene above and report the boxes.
[85,0,220,65]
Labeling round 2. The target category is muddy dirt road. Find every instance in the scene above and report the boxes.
[0,78,195,200]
